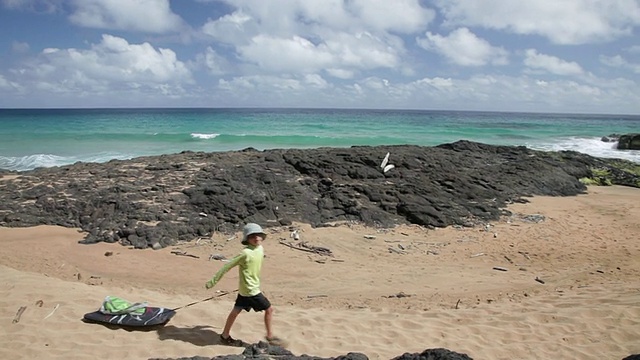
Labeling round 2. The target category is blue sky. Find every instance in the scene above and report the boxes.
[1,0,640,114]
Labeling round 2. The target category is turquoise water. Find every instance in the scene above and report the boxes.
[1,108,639,171]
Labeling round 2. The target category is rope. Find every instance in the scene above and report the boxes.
[171,290,237,311]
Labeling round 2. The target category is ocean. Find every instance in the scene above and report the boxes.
[1,108,639,172]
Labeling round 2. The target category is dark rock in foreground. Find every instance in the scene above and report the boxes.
[0,141,638,249]
[149,341,473,360]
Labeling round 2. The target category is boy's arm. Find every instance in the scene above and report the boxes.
[205,252,245,289]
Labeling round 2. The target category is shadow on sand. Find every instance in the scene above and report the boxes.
[157,325,248,347]
[82,318,247,347]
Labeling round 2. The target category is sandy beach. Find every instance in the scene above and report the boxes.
[1,185,639,360]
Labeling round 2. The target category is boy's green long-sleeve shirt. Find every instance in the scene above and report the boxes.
[206,245,264,297]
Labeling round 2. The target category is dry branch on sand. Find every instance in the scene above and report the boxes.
[170,251,200,259]
[279,240,333,257]
[12,306,26,323]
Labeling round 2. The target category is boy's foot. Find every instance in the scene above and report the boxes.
[219,334,243,346]
[265,336,288,348]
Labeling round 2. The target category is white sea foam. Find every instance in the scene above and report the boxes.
[527,137,640,163]
[77,153,136,164]
[190,133,220,139]
[0,154,69,171]
[0,153,136,172]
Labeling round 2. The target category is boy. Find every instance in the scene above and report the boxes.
[205,223,285,347]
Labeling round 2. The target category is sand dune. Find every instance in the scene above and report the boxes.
[1,185,639,359]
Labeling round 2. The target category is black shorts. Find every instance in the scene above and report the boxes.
[234,293,271,312]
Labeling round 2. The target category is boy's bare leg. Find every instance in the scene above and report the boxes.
[222,307,242,338]
[264,306,274,339]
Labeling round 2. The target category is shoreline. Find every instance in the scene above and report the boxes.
[2,136,639,174]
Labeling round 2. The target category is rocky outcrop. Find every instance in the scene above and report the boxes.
[0,141,638,249]
[149,341,474,360]
[601,133,621,142]
[617,133,640,150]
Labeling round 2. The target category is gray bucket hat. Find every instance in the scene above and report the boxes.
[242,223,267,245]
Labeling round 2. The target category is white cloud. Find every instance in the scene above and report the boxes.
[524,49,584,76]
[2,0,640,113]
[360,76,389,90]
[302,73,329,89]
[12,41,30,53]
[2,0,22,8]
[238,34,333,72]
[417,27,509,66]
[201,10,256,45]
[217,74,337,107]
[341,0,436,33]
[368,74,637,113]
[0,74,13,89]
[3,0,187,33]
[219,75,297,93]
[201,0,433,77]
[68,0,185,33]
[326,68,354,79]
[193,47,229,75]
[9,34,192,98]
[210,0,435,34]
[1,0,60,13]
[435,0,640,44]
[600,55,640,74]
[234,31,401,76]
[209,71,640,114]
[599,55,626,67]
[415,77,454,90]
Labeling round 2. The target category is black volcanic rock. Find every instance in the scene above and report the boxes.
[0,141,638,249]
[148,342,472,360]
[617,133,640,150]
[392,348,473,360]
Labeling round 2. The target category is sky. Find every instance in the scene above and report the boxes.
[1,0,640,114]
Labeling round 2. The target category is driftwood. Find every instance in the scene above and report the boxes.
[279,240,333,257]
[12,306,26,323]
[518,251,531,260]
[171,251,200,259]
[307,294,328,299]
[388,247,406,254]
[383,292,412,298]
[493,266,508,271]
